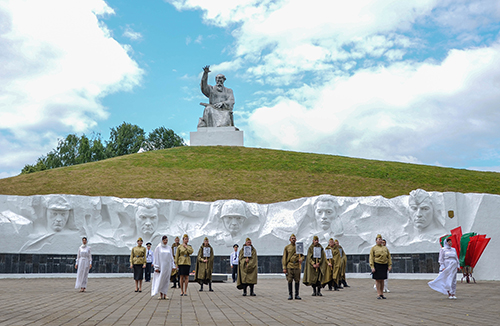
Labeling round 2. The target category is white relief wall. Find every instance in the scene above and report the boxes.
[0,190,498,279]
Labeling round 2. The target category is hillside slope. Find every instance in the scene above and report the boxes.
[1,146,499,203]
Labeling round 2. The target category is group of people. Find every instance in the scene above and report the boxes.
[73,232,460,301]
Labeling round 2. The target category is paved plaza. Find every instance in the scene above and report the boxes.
[0,276,499,325]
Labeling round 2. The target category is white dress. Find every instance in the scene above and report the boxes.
[151,243,176,297]
[428,244,459,295]
[75,245,92,289]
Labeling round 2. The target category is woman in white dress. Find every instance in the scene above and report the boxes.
[428,238,460,299]
[151,235,176,299]
[75,237,92,292]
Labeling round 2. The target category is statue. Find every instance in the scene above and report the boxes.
[197,65,235,128]
[406,189,447,242]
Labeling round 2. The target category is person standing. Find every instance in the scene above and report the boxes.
[428,237,460,299]
[335,239,349,288]
[75,237,92,292]
[282,234,303,300]
[145,242,154,282]
[369,234,392,299]
[130,237,147,292]
[237,238,258,296]
[230,244,239,283]
[303,236,327,296]
[373,239,390,292]
[325,238,341,291]
[151,235,176,300]
[174,234,194,296]
[170,236,180,288]
[195,237,214,292]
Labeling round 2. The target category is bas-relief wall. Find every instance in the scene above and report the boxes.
[0,190,498,280]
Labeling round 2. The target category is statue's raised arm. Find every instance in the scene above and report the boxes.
[197,65,235,128]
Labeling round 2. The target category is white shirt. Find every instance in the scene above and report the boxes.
[230,251,239,266]
[146,248,154,263]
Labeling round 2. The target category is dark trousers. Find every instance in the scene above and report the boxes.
[145,262,152,282]
[232,265,238,282]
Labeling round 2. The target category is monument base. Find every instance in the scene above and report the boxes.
[190,127,244,146]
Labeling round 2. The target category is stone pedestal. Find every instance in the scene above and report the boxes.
[190,127,244,146]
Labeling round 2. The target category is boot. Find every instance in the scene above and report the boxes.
[317,285,323,296]
[333,281,339,291]
[328,281,333,291]
[250,284,256,296]
[243,285,247,296]
[294,282,301,300]
[312,285,317,296]
[209,281,213,292]
[171,281,177,288]
[288,282,293,300]
[342,279,350,288]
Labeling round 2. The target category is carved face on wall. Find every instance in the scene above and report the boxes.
[222,215,245,234]
[220,200,247,235]
[135,206,158,238]
[47,209,70,232]
[314,200,336,231]
[409,197,434,230]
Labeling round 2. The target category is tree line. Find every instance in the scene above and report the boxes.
[21,122,185,174]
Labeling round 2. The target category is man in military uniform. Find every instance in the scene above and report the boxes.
[282,234,303,300]
[171,236,180,288]
[237,237,258,296]
[324,238,341,291]
[335,239,349,288]
[303,236,327,296]
[195,237,214,292]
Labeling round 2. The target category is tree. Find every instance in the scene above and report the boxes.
[106,122,145,157]
[143,126,185,151]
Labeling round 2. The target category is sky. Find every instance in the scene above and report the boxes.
[2,0,500,179]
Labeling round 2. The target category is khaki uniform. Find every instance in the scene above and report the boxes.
[175,244,194,266]
[170,243,180,281]
[130,246,146,265]
[282,243,302,283]
[369,244,392,268]
[323,244,341,286]
[237,246,258,289]
[194,245,214,284]
[337,244,348,284]
[302,243,327,287]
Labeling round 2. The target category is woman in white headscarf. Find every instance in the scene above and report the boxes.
[75,237,92,292]
[151,235,176,299]
[428,238,460,299]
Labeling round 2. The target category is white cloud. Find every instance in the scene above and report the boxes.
[123,26,143,41]
[245,42,500,166]
[0,0,143,177]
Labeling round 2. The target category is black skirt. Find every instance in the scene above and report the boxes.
[178,264,191,276]
[372,262,388,280]
[133,264,143,280]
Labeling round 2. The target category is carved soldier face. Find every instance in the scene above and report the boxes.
[47,209,70,232]
[314,201,336,231]
[409,197,434,230]
[135,206,158,237]
[222,214,245,235]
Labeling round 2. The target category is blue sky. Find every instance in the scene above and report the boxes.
[2,0,500,179]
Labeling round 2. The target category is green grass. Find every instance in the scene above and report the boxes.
[1,146,499,203]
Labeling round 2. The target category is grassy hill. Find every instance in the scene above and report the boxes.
[1,146,500,203]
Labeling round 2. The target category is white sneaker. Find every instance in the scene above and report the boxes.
[451,295,457,299]
[448,296,454,300]
[384,289,390,293]
[373,284,376,290]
